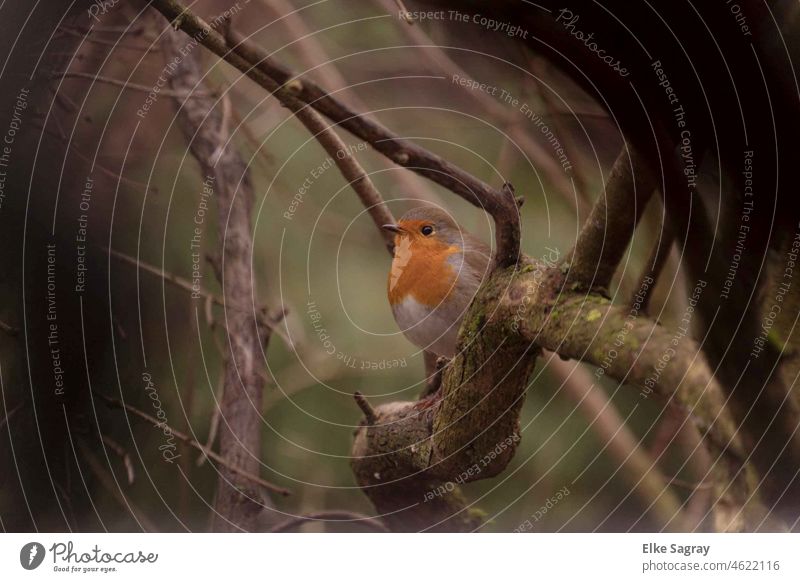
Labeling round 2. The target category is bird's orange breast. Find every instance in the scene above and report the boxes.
[388,235,459,307]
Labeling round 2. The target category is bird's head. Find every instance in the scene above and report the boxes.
[381,207,467,254]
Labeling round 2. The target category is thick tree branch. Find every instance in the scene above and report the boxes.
[351,256,763,530]
[568,147,656,290]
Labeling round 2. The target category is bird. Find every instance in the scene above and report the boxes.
[382,207,492,358]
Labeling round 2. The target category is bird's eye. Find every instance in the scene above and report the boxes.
[421,225,434,236]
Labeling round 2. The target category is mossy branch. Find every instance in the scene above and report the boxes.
[351,258,764,531]
[149,0,764,531]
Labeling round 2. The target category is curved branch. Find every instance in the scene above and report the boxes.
[351,259,763,531]
[220,27,515,217]
[568,147,656,290]
[148,1,519,267]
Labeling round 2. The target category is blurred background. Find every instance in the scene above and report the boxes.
[0,0,701,532]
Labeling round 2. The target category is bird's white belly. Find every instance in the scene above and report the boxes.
[391,296,461,357]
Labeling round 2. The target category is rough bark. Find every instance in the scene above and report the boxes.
[351,258,766,531]
[164,28,272,532]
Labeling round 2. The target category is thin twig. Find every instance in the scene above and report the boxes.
[0,401,24,431]
[107,246,290,344]
[669,477,715,491]
[420,353,447,399]
[393,0,412,20]
[286,100,397,252]
[77,438,159,532]
[0,319,19,337]
[264,0,445,209]
[197,365,226,467]
[549,358,690,531]
[61,24,151,35]
[71,145,158,194]
[57,26,160,52]
[106,246,222,306]
[353,391,378,425]
[269,511,390,533]
[380,0,580,211]
[100,433,136,485]
[93,390,291,496]
[52,71,209,98]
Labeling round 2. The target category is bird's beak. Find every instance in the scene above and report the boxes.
[382,223,402,234]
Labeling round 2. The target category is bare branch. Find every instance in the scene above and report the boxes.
[107,246,223,306]
[53,71,209,98]
[197,366,225,467]
[93,390,290,497]
[100,433,135,485]
[163,24,279,531]
[60,24,151,35]
[77,438,159,532]
[0,319,19,337]
[353,391,378,425]
[0,401,24,431]
[56,26,160,52]
[549,358,689,531]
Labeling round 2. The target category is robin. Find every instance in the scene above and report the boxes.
[382,207,492,358]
